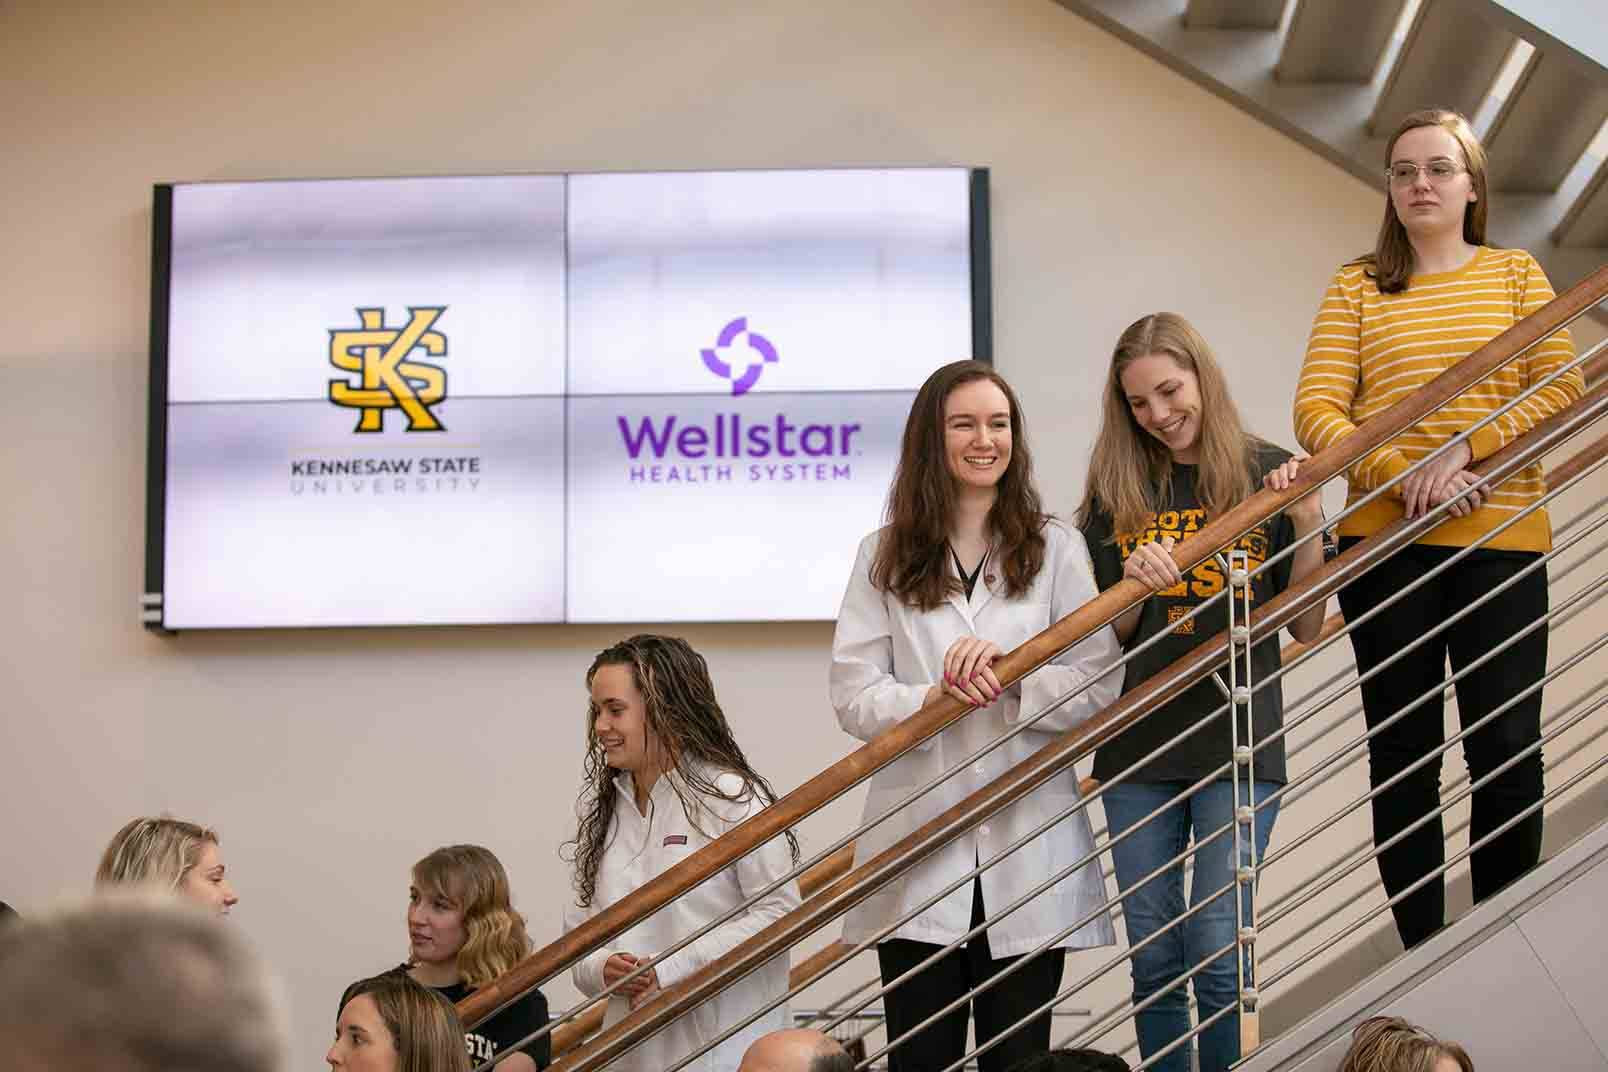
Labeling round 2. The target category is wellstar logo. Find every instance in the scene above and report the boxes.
[617,413,860,460]
[701,317,777,395]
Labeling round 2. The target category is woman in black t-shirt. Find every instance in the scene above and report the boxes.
[397,844,549,1069]
[1075,312,1325,1072]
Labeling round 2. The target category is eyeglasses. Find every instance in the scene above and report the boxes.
[1386,159,1466,186]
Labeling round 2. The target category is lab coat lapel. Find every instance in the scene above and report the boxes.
[969,559,1001,619]
[944,586,974,627]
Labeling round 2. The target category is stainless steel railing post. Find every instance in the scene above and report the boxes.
[1222,546,1262,1056]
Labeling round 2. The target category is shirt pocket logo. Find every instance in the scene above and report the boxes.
[663,834,688,847]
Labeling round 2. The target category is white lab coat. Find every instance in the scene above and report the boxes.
[830,520,1123,956]
[564,764,801,1072]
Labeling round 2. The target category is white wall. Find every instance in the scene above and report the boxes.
[4,0,1604,1066]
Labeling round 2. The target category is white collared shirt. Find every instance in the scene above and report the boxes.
[830,520,1123,955]
[564,764,801,1072]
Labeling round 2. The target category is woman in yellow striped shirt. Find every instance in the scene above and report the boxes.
[1293,108,1582,950]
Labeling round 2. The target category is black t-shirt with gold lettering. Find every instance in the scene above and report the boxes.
[1080,445,1294,785]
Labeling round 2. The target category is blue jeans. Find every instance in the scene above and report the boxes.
[1104,781,1280,1072]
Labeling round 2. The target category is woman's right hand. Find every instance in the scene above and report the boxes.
[1427,470,1488,519]
[1124,536,1181,593]
[602,953,656,999]
[935,636,1005,707]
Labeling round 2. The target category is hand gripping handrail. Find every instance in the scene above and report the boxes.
[459,263,1608,1036]
[550,346,1608,1070]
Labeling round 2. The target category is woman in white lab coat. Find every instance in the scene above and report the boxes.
[831,360,1124,1072]
[563,634,802,1072]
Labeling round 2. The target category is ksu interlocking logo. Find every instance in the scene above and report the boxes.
[701,317,778,396]
[328,307,448,433]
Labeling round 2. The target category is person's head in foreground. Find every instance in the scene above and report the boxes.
[95,815,238,915]
[737,1027,854,1072]
[328,973,472,1072]
[1007,1047,1132,1071]
[1338,1015,1474,1072]
[0,893,284,1072]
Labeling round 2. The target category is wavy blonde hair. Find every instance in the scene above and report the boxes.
[1077,312,1262,539]
[410,844,531,989]
[1338,1015,1473,1072]
[338,973,471,1072]
[95,816,218,892]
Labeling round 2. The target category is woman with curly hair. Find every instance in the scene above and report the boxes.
[563,634,801,1072]
[95,815,239,917]
[832,360,1123,1072]
[396,845,548,1068]
[328,972,471,1072]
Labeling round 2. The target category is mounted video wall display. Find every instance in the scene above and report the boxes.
[146,167,990,628]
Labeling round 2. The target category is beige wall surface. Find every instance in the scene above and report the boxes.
[4,1,1604,1067]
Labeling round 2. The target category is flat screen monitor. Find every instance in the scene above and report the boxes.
[145,167,990,628]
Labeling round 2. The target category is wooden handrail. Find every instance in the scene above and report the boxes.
[547,844,857,1056]
[1546,426,1608,487]
[1585,342,1608,385]
[553,356,1608,1072]
[460,263,1607,1033]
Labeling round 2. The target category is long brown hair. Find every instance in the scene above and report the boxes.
[870,360,1046,611]
[410,845,532,989]
[1337,1015,1474,1072]
[1077,313,1261,538]
[337,974,471,1072]
[1361,108,1489,294]
[564,634,800,908]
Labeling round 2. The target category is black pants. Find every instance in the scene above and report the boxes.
[876,879,1066,1072]
[1337,540,1546,950]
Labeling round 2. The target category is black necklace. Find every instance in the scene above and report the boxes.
[951,544,987,599]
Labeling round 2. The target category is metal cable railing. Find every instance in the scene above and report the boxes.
[827,341,1608,1072]
[804,458,1608,1070]
[549,316,1608,1067]
[465,267,1608,1058]
[887,494,1608,1072]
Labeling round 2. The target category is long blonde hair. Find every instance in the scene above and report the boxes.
[1338,1015,1474,1072]
[411,845,531,989]
[1077,312,1260,538]
[1362,108,1490,294]
[95,816,218,891]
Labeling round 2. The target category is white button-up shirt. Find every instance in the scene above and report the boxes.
[564,765,802,1072]
[830,521,1123,956]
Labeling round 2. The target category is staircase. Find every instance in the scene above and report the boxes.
[1241,819,1608,1070]
[1052,0,1608,305]
[456,270,1608,1070]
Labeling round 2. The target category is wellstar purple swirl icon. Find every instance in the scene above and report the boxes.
[701,317,779,396]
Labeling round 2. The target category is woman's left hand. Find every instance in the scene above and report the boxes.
[942,636,1005,707]
[626,965,660,1010]
[1264,455,1324,531]
[1400,440,1473,519]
